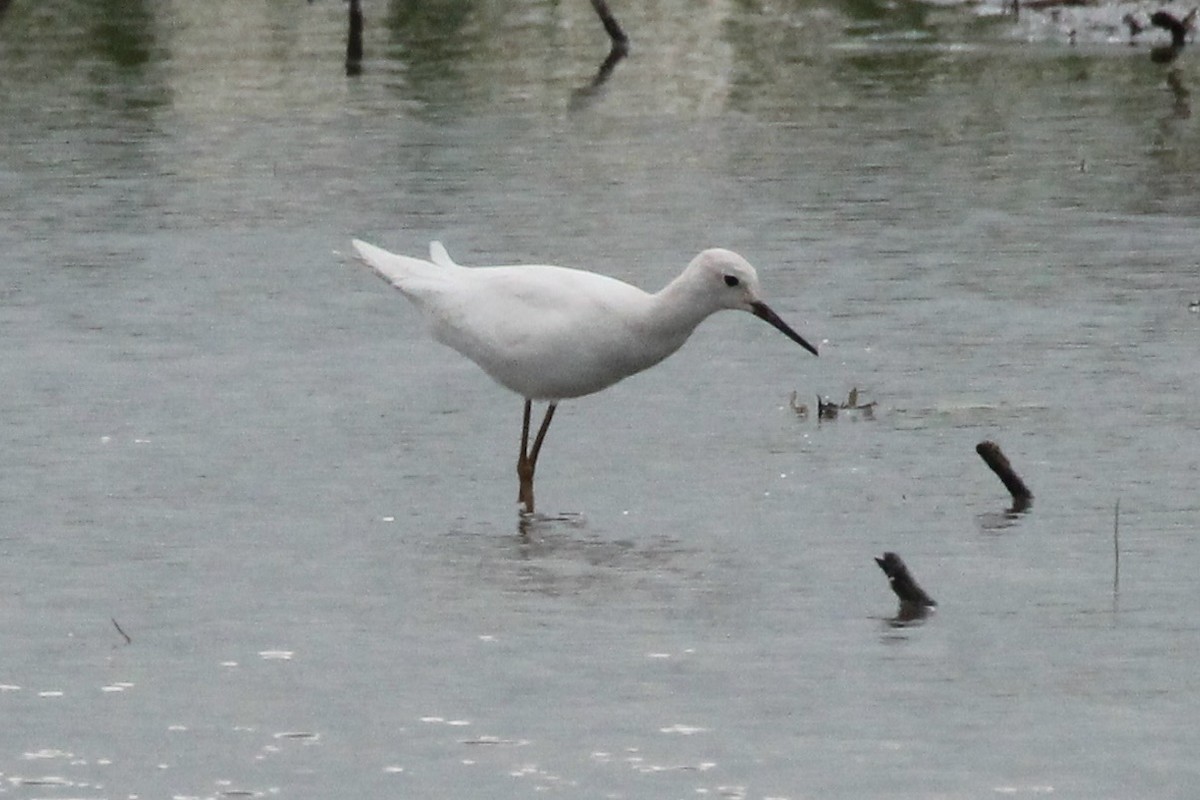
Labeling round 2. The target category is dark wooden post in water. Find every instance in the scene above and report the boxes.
[346,0,364,76]
[875,552,936,624]
[976,440,1033,512]
[876,553,937,607]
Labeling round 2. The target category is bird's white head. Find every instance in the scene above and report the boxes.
[688,248,819,357]
[689,248,764,311]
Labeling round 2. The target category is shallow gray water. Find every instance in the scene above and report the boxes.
[2,1,1199,797]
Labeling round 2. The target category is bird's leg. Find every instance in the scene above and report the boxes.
[517,400,557,515]
[518,400,534,512]
[529,403,557,465]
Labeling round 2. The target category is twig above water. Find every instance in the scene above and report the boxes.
[571,0,630,107]
[1149,9,1194,63]
[590,0,630,57]
[112,617,132,645]
[345,0,364,76]
[1113,498,1121,596]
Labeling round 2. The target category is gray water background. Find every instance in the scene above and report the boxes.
[2,0,1199,797]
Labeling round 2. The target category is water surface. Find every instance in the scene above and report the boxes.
[2,1,1198,797]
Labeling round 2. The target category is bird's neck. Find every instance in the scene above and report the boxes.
[642,271,718,353]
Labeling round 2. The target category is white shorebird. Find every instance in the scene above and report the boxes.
[351,239,818,515]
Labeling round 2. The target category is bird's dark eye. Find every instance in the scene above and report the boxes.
[724,275,739,287]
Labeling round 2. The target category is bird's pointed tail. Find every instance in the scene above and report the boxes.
[352,239,455,291]
[429,241,458,267]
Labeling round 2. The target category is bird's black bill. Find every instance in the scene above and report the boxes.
[751,301,818,356]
